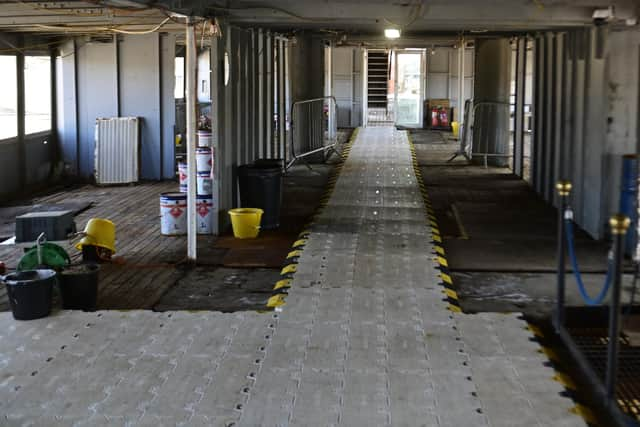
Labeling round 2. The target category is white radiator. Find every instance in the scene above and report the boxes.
[94,117,140,184]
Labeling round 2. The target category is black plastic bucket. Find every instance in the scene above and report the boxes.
[238,163,283,229]
[3,269,55,320]
[58,264,99,311]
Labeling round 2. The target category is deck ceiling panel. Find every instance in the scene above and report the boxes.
[133,0,638,33]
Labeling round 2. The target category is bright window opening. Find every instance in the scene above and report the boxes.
[24,56,51,134]
[0,55,17,140]
[174,56,185,98]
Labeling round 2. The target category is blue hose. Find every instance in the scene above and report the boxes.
[565,219,612,305]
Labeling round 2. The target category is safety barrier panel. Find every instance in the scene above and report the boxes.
[448,101,511,167]
[287,96,339,171]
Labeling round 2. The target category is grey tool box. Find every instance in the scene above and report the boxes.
[15,211,76,243]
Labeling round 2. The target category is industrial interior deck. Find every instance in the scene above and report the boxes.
[0,127,588,426]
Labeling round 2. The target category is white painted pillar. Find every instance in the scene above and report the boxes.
[186,18,197,261]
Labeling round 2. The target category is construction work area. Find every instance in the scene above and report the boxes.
[1,1,640,426]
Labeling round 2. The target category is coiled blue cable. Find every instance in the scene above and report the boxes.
[565,218,612,305]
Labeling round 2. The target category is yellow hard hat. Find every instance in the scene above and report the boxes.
[76,218,116,253]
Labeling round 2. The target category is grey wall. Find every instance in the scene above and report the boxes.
[472,38,511,166]
[58,33,175,181]
[530,26,640,240]
[212,24,290,230]
[331,46,363,127]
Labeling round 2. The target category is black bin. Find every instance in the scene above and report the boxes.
[3,269,55,320]
[238,162,283,229]
[58,264,99,311]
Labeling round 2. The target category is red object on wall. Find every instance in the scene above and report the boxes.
[438,107,449,127]
[431,108,439,127]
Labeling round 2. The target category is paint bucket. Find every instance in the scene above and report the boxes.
[229,208,263,239]
[197,130,213,147]
[3,269,55,320]
[160,192,187,235]
[196,194,213,234]
[197,171,212,195]
[178,162,188,192]
[196,147,213,174]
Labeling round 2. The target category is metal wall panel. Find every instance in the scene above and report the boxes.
[332,47,354,127]
[76,39,118,177]
[160,33,176,180]
[55,39,78,175]
[118,33,162,180]
[513,37,526,178]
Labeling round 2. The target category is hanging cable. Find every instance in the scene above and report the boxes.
[565,218,613,305]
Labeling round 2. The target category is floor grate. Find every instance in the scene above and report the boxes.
[567,326,640,421]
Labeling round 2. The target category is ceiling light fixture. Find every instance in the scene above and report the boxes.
[384,28,401,39]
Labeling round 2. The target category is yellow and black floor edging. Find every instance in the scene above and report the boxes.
[266,128,360,309]
[407,132,462,313]
[525,320,601,426]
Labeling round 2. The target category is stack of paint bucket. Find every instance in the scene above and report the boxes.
[161,141,214,236]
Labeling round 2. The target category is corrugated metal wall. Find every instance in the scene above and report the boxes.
[530,27,640,240]
[211,23,290,225]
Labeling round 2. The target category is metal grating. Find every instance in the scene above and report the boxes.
[568,326,640,421]
[94,117,140,184]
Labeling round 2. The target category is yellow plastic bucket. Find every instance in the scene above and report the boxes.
[451,121,460,138]
[228,208,263,239]
[75,218,116,253]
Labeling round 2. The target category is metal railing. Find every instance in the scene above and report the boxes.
[287,96,339,171]
[554,180,634,427]
[448,101,511,167]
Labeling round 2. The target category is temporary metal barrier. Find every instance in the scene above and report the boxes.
[554,180,634,427]
[448,101,511,167]
[287,96,339,171]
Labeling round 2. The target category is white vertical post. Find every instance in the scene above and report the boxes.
[186,18,197,261]
[458,36,465,129]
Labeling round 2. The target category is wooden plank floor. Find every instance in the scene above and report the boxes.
[0,182,217,310]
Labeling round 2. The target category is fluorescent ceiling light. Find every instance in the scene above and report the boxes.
[384,28,401,39]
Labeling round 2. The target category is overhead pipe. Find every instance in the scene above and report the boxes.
[185,17,197,262]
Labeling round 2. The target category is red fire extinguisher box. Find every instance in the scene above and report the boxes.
[425,99,452,130]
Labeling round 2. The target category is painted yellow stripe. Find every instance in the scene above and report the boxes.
[435,246,446,256]
[441,272,453,284]
[553,373,577,390]
[527,324,544,338]
[293,239,307,248]
[444,288,458,299]
[432,234,442,243]
[569,405,597,425]
[437,256,448,267]
[281,264,297,275]
[448,304,462,313]
[274,279,292,290]
[539,347,560,362]
[267,294,286,308]
[431,227,440,235]
[429,220,438,227]
[287,250,303,259]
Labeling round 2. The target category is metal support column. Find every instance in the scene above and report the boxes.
[457,37,465,132]
[606,214,631,398]
[278,38,286,161]
[257,30,265,159]
[554,180,572,331]
[514,37,526,178]
[185,18,197,261]
[265,33,273,158]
